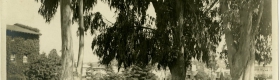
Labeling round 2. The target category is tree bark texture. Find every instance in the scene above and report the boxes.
[221,0,264,80]
[60,0,74,79]
[76,0,85,79]
[168,0,186,80]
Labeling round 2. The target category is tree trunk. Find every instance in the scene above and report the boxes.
[168,0,186,80]
[169,56,186,80]
[60,0,74,80]
[76,0,85,79]
[221,0,264,80]
[224,22,255,80]
[151,0,186,79]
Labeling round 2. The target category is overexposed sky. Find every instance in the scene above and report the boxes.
[4,0,156,63]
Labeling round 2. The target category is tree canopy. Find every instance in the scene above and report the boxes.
[34,0,272,79]
[35,0,105,32]
[91,0,272,79]
[219,0,271,79]
[35,0,109,79]
[91,0,222,69]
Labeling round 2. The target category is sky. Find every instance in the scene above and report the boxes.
[4,0,156,63]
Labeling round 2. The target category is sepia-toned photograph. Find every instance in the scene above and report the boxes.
[1,0,278,80]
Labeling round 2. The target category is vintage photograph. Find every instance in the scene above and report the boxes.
[1,0,278,80]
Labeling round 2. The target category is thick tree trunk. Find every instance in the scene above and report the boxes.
[60,0,74,79]
[168,0,186,80]
[76,0,85,79]
[224,22,255,80]
[152,0,186,79]
[221,0,264,80]
[169,55,186,80]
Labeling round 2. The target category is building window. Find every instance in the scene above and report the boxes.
[10,54,15,61]
[23,55,28,63]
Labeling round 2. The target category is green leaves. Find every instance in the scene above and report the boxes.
[25,49,61,80]
[71,0,98,24]
[91,4,156,68]
[123,65,158,80]
[35,0,59,23]
[6,35,40,80]
[255,35,272,66]
[91,0,223,70]
[36,0,98,24]
[220,0,272,65]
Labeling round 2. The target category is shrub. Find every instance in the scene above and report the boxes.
[24,49,61,80]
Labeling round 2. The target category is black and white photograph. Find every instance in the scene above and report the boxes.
[0,0,278,80]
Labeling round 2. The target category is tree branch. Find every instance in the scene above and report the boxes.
[253,0,264,34]
[204,0,218,13]
[135,25,155,30]
[151,0,160,14]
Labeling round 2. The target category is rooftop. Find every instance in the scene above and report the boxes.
[7,23,41,35]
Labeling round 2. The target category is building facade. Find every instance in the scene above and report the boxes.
[6,23,41,80]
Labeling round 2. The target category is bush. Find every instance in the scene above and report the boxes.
[24,49,61,80]
[85,64,158,80]
[194,71,210,80]
[123,65,158,80]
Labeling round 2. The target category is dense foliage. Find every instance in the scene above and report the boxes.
[83,64,157,80]
[192,59,210,80]
[92,10,156,68]
[35,0,105,79]
[219,0,272,64]
[194,71,209,80]
[34,0,272,79]
[219,0,272,79]
[34,0,222,79]
[24,49,61,80]
[123,65,158,80]
[35,0,104,32]
[6,34,40,80]
[91,0,222,70]
[207,53,219,71]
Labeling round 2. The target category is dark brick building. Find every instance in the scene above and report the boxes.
[6,23,41,79]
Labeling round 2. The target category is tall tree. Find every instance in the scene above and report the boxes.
[92,0,222,79]
[92,0,271,80]
[35,0,102,79]
[71,0,102,79]
[35,0,73,79]
[60,0,74,79]
[76,0,85,79]
[219,0,271,79]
